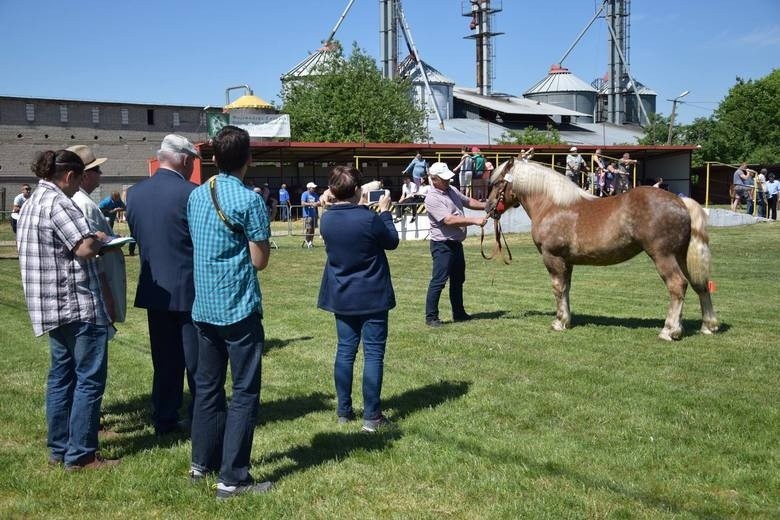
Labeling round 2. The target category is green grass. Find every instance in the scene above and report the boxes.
[0,222,778,518]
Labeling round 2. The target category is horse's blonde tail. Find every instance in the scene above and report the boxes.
[682,197,711,290]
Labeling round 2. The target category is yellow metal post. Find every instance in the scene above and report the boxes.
[705,162,711,208]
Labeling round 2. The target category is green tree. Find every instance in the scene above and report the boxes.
[678,117,717,167]
[281,43,427,143]
[707,69,780,164]
[496,124,561,145]
[637,112,671,145]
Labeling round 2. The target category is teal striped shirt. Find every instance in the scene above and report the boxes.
[187,173,269,325]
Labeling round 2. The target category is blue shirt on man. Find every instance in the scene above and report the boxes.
[187,173,269,325]
[278,187,290,204]
[301,190,319,219]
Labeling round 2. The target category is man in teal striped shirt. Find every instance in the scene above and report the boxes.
[186,125,272,499]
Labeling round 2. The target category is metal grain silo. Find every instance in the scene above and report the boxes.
[524,65,597,123]
[398,54,455,120]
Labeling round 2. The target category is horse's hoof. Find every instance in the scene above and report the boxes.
[701,324,719,335]
[551,321,567,331]
[658,330,674,341]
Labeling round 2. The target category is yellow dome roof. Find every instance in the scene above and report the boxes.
[224,94,272,110]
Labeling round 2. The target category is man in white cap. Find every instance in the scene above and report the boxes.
[423,162,488,327]
[301,181,320,248]
[67,145,127,323]
[565,146,586,186]
[125,134,200,436]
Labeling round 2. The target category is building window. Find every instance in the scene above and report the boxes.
[172,111,180,127]
[200,111,207,127]
[147,109,155,126]
[59,105,68,123]
[25,103,35,122]
[92,107,100,124]
[121,108,129,125]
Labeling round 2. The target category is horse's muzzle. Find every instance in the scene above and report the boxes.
[485,200,504,220]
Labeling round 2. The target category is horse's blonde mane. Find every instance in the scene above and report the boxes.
[492,160,596,206]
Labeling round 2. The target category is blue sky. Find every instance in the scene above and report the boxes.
[1,0,777,124]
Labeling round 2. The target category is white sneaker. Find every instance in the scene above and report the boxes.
[306,242,313,248]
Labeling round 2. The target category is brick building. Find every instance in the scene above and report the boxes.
[0,95,207,213]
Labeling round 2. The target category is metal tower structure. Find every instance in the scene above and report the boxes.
[606,0,629,125]
[462,1,504,96]
[557,0,648,125]
[379,0,399,79]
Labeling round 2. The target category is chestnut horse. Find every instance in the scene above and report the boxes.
[485,158,718,341]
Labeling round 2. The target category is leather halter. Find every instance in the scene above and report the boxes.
[480,169,514,264]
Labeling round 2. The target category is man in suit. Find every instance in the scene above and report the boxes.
[126,134,199,435]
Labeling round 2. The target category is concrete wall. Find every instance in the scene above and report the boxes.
[0,96,208,210]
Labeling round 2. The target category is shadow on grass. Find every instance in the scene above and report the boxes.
[102,393,152,434]
[523,310,728,336]
[449,310,510,323]
[384,380,471,421]
[264,335,312,355]
[258,391,332,426]
[103,391,334,456]
[259,380,471,483]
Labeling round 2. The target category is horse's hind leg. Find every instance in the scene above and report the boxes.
[680,262,719,335]
[653,255,687,341]
[696,290,719,334]
[543,253,572,331]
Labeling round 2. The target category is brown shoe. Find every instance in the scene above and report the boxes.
[65,453,121,471]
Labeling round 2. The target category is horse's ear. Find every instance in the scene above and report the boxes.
[505,156,515,171]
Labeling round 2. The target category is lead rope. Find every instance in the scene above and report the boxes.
[480,219,513,264]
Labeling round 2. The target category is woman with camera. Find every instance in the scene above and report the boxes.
[317,165,399,433]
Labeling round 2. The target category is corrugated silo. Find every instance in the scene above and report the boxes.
[280,42,344,98]
[595,78,656,125]
[524,65,597,123]
[398,55,455,120]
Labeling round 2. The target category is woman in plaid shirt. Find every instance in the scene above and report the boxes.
[17,150,116,471]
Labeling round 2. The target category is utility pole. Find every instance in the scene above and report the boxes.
[666,90,689,145]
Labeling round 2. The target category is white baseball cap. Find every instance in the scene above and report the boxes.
[306,182,317,188]
[569,146,578,152]
[428,162,455,180]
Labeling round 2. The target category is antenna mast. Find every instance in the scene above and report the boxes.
[463,1,503,96]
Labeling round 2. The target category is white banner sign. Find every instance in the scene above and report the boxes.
[228,112,291,138]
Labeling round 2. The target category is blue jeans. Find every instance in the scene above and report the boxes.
[47,322,108,465]
[191,313,263,486]
[334,311,388,420]
[426,240,466,322]
[147,309,198,433]
[279,203,289,221]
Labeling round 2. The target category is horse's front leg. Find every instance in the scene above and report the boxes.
[542,253,573,331]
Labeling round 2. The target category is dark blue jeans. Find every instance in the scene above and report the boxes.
[191,313,263,486]
[147,309,198,433]
[47,322,108,465]
[426,240,466,322]
[334,311,388,420]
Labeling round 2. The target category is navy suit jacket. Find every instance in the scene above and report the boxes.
[126,168,197,311]
[317,204,398,315]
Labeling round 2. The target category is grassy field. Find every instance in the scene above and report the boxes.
[0,221,778,518]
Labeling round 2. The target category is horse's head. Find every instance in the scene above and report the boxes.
[485,157,520,220]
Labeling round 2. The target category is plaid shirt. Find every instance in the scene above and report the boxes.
[424,185,470,242]
[17,180,108,336]
[188,173,269,326]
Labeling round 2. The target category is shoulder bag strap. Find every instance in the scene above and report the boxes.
[209,176,242,233]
